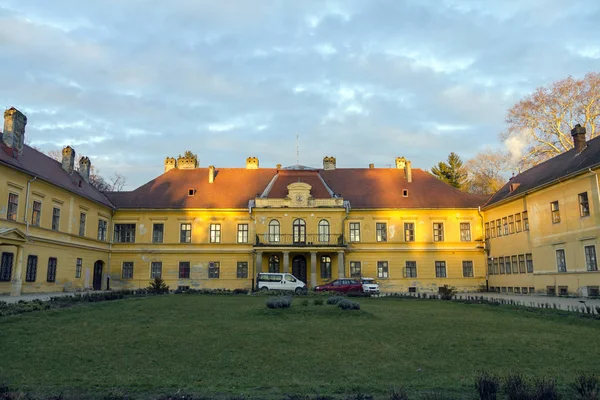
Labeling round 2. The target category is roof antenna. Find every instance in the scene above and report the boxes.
[296,133,299,165]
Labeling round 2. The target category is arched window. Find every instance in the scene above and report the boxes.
[318,219,330,243]
[293,218,306,244]
[269,220,280,242]
[268,255,280,273]
[320,256,331,279]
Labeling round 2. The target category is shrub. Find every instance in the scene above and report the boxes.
[504,373,530,400]
[338,299,360,310]
[233,288,249,295]
[438,285,456,300]
[573,373,600,400]
[301,299,309,307]
[147,277,170,294]
[266,296,292,309]
[313,299,324,306]
[475,371,499,400]
[532,377,558,400]
[327,296,345,305]
[389,387,409,400]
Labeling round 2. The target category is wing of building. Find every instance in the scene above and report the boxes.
[2,107,598,297]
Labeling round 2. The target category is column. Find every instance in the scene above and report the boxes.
[310,251,317,288]
[10,245,24,296]
[337,251,345,279]
[256,251,263,274]
[283,252,290,273]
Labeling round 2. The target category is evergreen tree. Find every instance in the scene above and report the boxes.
[431,152,467,189]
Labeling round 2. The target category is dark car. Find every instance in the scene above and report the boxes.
[314,279,364,293]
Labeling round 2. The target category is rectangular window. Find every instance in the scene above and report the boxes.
[485,222,490,240]
[508,215,514,234]
[75,258,82,278]
[179,261,190,279]
[114,224,136,243]
[52,207,61,231]
[377,261,389,279]
[496,219,502,236]
[350,261,361,278]
[460,223,471,242]
[210,224,221,243]
[463,261,474,277]
[150,262,162,279]
[0,252,14,281]
[97,219,107,241]
[237,224,249,243]
[523,211,529,231]
[490,221,496,238]
[7,193,18,221]
[122,262,134,279]
[526,253,533,273]
[26,255,37,282]
[505,256,512,275]
[208,261,220,278]
[579,192,590,217]
[519,254,526,273]
[349,222,361,242]
[405,261,417,278]
[433,223,444,242]
[512,255,518,274]
[79,213,86,236]
[237,261,248,278]
[152,224,164,243]
[585,245,598,271]
[180,223,192,243]
[551,201,560,224]
[502,217,508,235]
[487,258,493,275]
[435,261,447,278]
[499,256,505,274]
[404,223,415,242]
[376,223,387,242]
[47,257,57,282]
[31,201,41,226]
[515,213,522,232]
[492,258,498,274]
[556,250,566,272]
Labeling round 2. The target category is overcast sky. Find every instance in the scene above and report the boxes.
[1,0,599,190]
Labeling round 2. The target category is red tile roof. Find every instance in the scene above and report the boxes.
[0,143,114,208]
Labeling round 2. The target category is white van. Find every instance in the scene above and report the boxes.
[257,273,307,293]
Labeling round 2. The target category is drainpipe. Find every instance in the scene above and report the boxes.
[249,201,257,291]
[477,205,488,291]
[24,176,37,235]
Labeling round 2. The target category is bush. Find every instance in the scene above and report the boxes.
[532,377,558,400]
[504,373,530,400]
[266,296,292,309]
[475,371,499,400]
[388,387,409,400]
[313,299,324,306]
[147,277,170,294]
[327,296,345,305]
[338,299,360,310]
[438,285,456,300]
[301,299,309,307]
[573,373,600,400]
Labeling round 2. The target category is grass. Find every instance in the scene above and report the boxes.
[1,295,600,399]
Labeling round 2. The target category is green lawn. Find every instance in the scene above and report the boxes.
[1,295,599,399]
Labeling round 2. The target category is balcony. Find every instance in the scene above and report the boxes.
[255,234,345,247]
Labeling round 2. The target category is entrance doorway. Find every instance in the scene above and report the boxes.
[292,255,307,284]
[93,260,103,290]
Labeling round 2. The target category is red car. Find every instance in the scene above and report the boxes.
[314,279,364,293]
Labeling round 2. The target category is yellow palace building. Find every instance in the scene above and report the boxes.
[1,107,598,297]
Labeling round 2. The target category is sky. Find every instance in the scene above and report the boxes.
[1,0,599,190]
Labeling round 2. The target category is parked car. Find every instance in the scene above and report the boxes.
[314,279,363,293]
[360,278,380,294]
[257,272,307,293]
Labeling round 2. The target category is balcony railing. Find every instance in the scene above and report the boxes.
[255,234,345,247]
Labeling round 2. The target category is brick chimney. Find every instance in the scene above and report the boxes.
[369,163,374,169]
[164,157,177,172]
[62,146,76,174]
[571,124,587,154]
[395,157,411,182]
[208,165,215,183]
[3,107,27,155]
[246,157,259,169]
[79,156,91,183]
[323,156,336,170]
[177,152,198,170]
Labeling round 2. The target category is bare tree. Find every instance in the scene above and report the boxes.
[464,149,511,195]
[502,72,600,170]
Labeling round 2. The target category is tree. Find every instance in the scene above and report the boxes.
[431,152,468,189]
[502,72,600,170]
[45,149,126,191]
[464,149,510,195]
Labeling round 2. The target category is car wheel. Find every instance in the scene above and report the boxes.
[295,287,303,294]
[260,287,269,291]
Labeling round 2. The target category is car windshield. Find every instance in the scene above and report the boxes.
[362,279,375,284]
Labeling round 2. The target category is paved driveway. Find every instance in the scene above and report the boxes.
[456,292,600,310]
